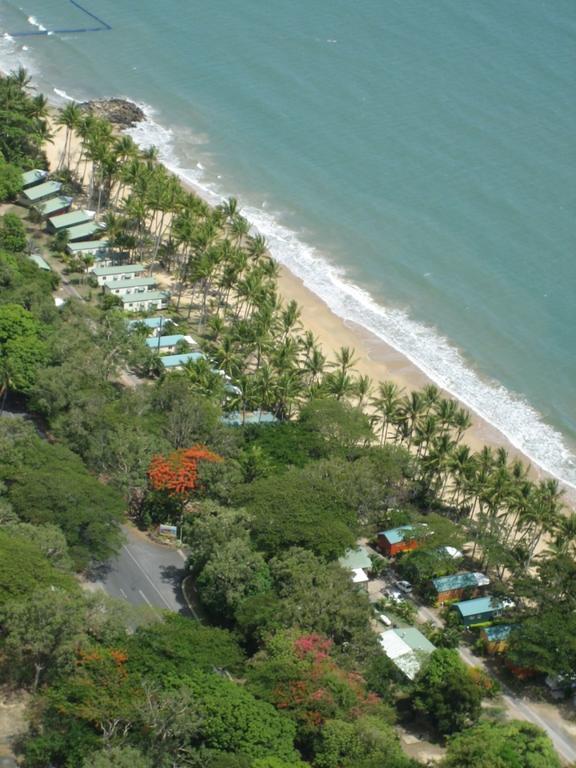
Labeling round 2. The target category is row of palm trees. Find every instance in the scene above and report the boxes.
[52,97,575,583]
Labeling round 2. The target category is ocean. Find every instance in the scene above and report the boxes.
[1,0,575,487]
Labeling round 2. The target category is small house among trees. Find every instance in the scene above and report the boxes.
[377,525,421,557]
[431,571,490,604]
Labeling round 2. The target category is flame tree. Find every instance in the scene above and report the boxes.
[148,446,222,497]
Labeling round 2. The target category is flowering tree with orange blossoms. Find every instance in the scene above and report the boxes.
[147,445,222,498]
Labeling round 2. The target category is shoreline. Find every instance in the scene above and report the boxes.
[42,102,576,507]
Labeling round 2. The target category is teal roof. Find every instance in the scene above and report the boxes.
[35,195,73,217]
[120,290,170,304]
[28,253,51,271]
[127,316,173,330]
[432,572,489,593]
[65,222,105,241]
[338,546,373,572]
[21,169,47,187]
[161,352,205,368]
[394,627,436,654]
[93,264,144,277]
[22,180,62,202]
[379,525,415,545]
[67,239,109,254]
[221,411,279,426]
[454,596,502,618]
[483,625,513,642]
[104,277,156,290]
[48,209,93,230]
[145,334,187,349]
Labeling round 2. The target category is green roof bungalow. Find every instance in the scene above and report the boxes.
[121,290,170,313]
[338,545,373,573]
[67,239,109,256]
[21,169,48,189]
[377,525,420,557]
[28,253,51,271]
[92,264,146,286]
[431,572,490,604]
[104,277,157,296]
[64,221,106,242]
[20,180,62,206]
[47,209,93,233]
[35,195,74,218]
[379,627,436,680]
[452,596,507,627]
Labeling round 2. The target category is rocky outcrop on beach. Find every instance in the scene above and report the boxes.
[79,98,144,127]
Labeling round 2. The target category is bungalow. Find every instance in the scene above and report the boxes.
[377,525,421,557]
[221,411,279,426]
[28,253,51,271]
[481,624,513,655]
[379,627,435,681]
[104,277,158,296]
[431,572,490,605]
[67,239,110,258]
[35,195,73,218]
[127,316,176,334]
[20,180,62,205]
[339,545,373,590]
[145,334,196,354]
[21,169,48,189]
[452,596,510,627]
[121,291,170,313]
[160,351,206,370]
[64,221,106,242]
[92,264,146,286]
[48,209,93,233]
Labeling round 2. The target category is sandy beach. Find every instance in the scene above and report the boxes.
[43,116,576,508]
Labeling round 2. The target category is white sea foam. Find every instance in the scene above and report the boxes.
[53,87,79,103]
[27,16,46,32]
[125,106,576,490]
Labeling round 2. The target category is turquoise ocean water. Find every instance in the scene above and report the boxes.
[1,0,575,487]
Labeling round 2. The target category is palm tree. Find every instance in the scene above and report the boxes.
[56,102,82,170]
[333,346,358,376]
[247,233,267,262]
[370,381,404,444]
[354,375,372,409]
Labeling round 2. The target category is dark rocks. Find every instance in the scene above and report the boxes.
[79,98,145,127]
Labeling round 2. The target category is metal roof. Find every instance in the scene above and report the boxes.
[432,572,490,593]
[35,195,73,217]
[65,222,106,241]
[378,525,415,545]
[93,264,144,277]
[28,253,51,271]
[351,568,369,583]
[48,209,93,230]
[145,334,187,349]
[21,169,47,188]
[160,351,205,368]
[104,277,157,290]
[22,180,62,202]
[482,624,513,642]
[127,316,173,330]
[338,546,373,572]
[67,239,109,254]
[379,628,435,681]
[221,411,279,426]
[454,596,502,618]
[120,291,170,304]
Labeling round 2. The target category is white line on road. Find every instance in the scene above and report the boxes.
[122,544,175,612]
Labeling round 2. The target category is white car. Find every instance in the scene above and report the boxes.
[396,580,413,594]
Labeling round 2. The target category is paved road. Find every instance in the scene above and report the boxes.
[415,600,576,764]
[91,525,191,617]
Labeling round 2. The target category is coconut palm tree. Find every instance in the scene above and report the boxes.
[370,381,404,445]
[56,102,82,170]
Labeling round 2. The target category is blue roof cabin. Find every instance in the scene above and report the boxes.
[160,351,206,370]
[377,525,421,557]
[431,572,490,604]
[481,624,514,654]
[452,596,508,627]
[145,335,196,354]
[221,411,279,426]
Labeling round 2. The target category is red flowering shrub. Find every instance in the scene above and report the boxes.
[147,445,222,497]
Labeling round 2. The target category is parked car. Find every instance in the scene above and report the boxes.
[396,580,413,594]
[378,613,393,627]
[383,587,404,603]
